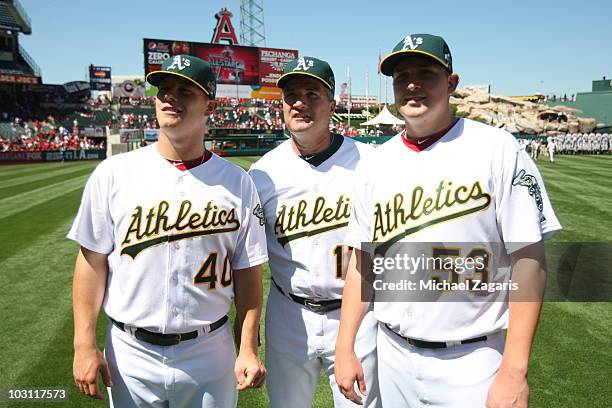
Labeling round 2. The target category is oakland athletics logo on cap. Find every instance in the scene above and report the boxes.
[293,57,315,72]
[146,54,217,99]
[402,35,424,50]
[166,55,192,71]
[276,56,335,94]
[380,33,453,76]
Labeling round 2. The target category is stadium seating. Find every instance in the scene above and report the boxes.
[0,122,17,139]
[0,3,21,31]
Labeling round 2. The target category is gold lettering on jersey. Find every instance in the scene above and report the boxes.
[120,200,240,258]
[373,180,492,256]
[275,195,351,245]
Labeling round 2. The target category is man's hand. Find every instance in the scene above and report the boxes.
[334,350,367,405]
[234,351,266,390]
[73,345,112,399]
[486,368,529,408]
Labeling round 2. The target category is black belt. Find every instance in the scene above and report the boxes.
[110,315,228,347]
[272,278,342,313]
[384,324,488,349]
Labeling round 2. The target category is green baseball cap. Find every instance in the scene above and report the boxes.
[276,56,335,94]
[146,54,217,99]
[380,34,453,76]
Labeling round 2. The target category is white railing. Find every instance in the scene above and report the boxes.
[18,44,40,77]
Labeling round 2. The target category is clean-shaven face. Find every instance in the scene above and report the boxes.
[155,76,211,131]
[392,55,457,122]
[282,76,335,136]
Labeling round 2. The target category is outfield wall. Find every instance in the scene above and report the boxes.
[0,149,106,164]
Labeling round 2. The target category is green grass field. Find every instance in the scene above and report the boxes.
[0,155,610,407]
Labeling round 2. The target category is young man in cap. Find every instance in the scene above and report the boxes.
[249,57,380,407]
[335,34,561,407]
[70,54,267,407]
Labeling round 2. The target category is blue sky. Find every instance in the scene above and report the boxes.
[19,0,612,102]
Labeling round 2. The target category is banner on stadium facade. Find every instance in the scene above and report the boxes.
[113,79,146,98]
[0,73,40,84]
[143,38,297,99]
[44,149,106,161]
[89,65,112,91]
[0,149,106,164]
[0,151,44,163]
[143,129,159,141]
[338,94,378,108]
[82,127,106,138]
[119,129,142,143]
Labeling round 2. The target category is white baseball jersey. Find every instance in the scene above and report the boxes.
[345,118,561,341]
[68,143,268,333]
[250,135,380,408]
[249,136,372,300]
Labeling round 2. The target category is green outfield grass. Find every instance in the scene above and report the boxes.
[0,154,610,407]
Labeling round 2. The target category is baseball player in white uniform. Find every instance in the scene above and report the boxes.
[69,55,267,407]
[547,138,556,162]
[335,34,562,408]
[249,57,380,408]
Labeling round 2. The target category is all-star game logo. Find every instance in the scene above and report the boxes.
[208,47,246,83]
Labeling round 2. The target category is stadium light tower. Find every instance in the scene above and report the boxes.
[240,0,266,46]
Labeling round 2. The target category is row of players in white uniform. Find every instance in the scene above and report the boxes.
[519,133,611,157]
[70,34,562,408]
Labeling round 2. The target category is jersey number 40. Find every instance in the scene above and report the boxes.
[193,252,233,290]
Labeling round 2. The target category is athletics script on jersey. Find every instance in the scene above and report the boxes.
[274,195,351,246]
[373,180,492,256]
[120,200,240,258]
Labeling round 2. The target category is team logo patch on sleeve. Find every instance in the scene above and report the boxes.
[512,169,546,221]
[253,204,266,226]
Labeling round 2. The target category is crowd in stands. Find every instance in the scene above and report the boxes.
[11,96,610,155]
[0,117,105,152]
[208,98,284,130]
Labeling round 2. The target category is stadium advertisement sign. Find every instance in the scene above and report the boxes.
[113,79,146,97]
[0,149,106,164]
[0,73,39,84]
[258,48,299,87]
[0,151,44,163]
[195,43,259,85]
[82,127,106,138]
[119,129,142,143]
[89,65,112,91]
[144,129,159,141]
[143,38,297,99]
[45,149,106,161]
